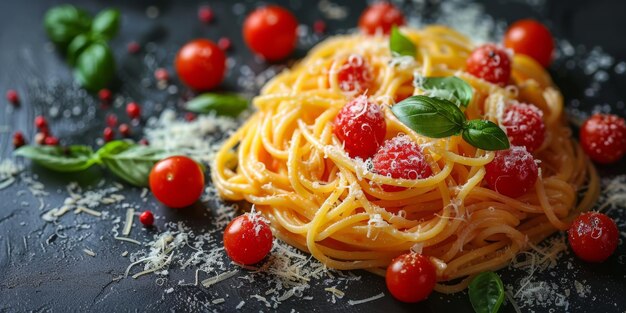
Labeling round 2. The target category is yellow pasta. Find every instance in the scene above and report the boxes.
[211,26,599,293]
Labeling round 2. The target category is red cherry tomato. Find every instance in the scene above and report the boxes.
[504,19,554,68]
[372,135,432,191]
[466,44,512,86]
[386,252,436,303]
[358,2,405,35]
[139,210,154,227]
[568,212,618,263]
[175,39,226,90]
[223,213,273,265]
[501,102,546,152]
[484,146,538,198]
[333,95,386,159]
[243,5,298,61]
[149,156,205,208]
[580,113,626,164]
[336,54,373,95]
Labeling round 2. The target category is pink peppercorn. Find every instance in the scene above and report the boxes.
[13,131,25,148]
[218,37,232,51]
[198,6,214,23]
[44,136,59,146]
[313,20,327,34]
[127,41,141,54]
[139,210,154,227]
[118,123,131,137]
[103,127,115,142]
[126,102,141,120]
[106,114,118,127]
[99,89,112,103]
[34,116,48,130]
[6,90,19,105]
[154,68,169,81]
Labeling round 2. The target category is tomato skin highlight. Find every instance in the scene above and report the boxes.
[223,214,273,265]
[504,19,554,68]
[175,39,226,91]
[243,5,298,61]
[149,156,205,209]
[568,212,618,263]
[580,113,626,164]
[333,95,386,159]
[386,253,436,303]
[358,2,405,35]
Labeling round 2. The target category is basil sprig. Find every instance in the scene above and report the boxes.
[391,95,509,150]
[389,26,416,57]
[186,93,249,117]
[44,5,120,91]
[468,272,505,313]
[415,76,473,107]
[14,140,182,187]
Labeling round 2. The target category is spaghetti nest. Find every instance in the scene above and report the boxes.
[212,26,599,292]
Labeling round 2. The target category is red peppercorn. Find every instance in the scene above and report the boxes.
[34,115,48,130]
[198,6,214,23]
[139,210,154,227]
[103,127,115,142]
[139,138,150,146]
[184,112,196,122]
[98,89,112,103]
[106,113,118,127]
[6,89,19,105]
[154,68,169,81]
[44,136,59,146]
[118,123,131,137]
[13,131,25,148]
[313,20,327,34]
[126,102,141,120]
[218,37,232,51]
[127,41,141,54]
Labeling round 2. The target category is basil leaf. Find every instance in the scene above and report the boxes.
[389,26,416,57]
[91,9,120,40]
[391,95,465,138]
[98,141,173,187]
[415,76,473,107]
[462,120,510,151]
[468,272,505,313]
[74,42,115,91]
[14,145,96,172]
[186,93,248,117]
[43,5,92,47]
[67,33,93,67]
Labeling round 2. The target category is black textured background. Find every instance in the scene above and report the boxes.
[1,0,625,312]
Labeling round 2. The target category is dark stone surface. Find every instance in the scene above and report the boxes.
[0,0,625,312]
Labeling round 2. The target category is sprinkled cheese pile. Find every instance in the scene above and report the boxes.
[144,109,240,165]
[0,158,22,190]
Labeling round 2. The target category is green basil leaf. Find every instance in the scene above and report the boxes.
[389,26,416,57]
[186,93,248,117]
[415,76,473,107]
[67,33,93,67]
[74,42,115,91]
[43,4,92,47]
[97,141,174,187]
[391,95,466,138]
[462,120,510,151]
[91,9,120,40]
[468,272,505,313]
[14,145,96,172]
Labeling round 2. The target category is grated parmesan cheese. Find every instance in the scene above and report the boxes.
[347,292,385,305]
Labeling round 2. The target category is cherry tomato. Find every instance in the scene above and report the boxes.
[175,39,226,90]
[336,54,373,95]
[372,135,432,191]
[358,2,405,35]
[139,210,154,227]
[333,95,386,159]
[501,102,546,152]
[484,146,538,198]
[223,213,273,265]
[580,113,626,164]
[504,19,554,68]
[568,212,618,263]
[466,44,511,86]
[386,252,436,303]
[149,156,205,209]
[243,5,298,61]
